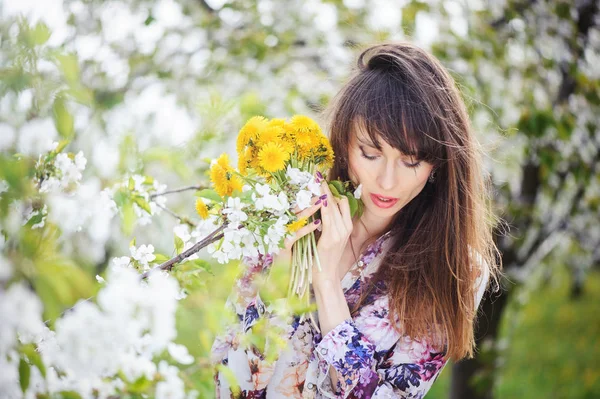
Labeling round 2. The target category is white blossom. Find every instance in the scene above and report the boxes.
[167,343,194,365]
[111,256,131,269]
[130,244,156,269]
[286,165,312,186]
[155,361,186,399]
[173,224,191,243]
[255,183,271,196]
[222,197,247,223]
[295,189,313,210]
[353,183,363,199]
[0,283,46,354]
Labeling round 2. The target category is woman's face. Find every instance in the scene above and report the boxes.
[347,124,434,224]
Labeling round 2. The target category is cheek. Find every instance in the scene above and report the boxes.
[348,154,376,185]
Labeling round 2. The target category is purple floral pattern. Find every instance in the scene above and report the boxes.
[211,232,490,398]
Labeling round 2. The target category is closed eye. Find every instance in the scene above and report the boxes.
[360,147,378,161]
[360,146,422,168]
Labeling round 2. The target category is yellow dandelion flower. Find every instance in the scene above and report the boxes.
[210,163,228,198]
[237,116,268,154]
[195,199,209,219]
[286,217,308,233]
[238,147,252,175]
[256,125,284,148]
[289,115,321,134]
[216,153,233,170]
[230,173,244,193]
[258,142,290,173]
[280,137,295,157]
[211,153,244,197]
[317,134,335,169]
[282,122,297,141]
[268,118,287,128]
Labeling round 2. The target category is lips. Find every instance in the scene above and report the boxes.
[370,193,399,209]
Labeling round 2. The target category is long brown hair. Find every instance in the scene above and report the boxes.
[323,42,502,361]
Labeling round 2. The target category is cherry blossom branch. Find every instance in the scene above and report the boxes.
[155,203,197,227]
[150,185,205,199]
[140,224,227,279]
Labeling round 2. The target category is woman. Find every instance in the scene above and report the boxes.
[211,42,502,398]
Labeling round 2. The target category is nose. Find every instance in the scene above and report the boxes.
[376,159,398,192]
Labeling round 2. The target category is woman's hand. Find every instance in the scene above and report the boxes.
[312,180,354,287]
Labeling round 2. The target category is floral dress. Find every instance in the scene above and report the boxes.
[211,231,490,398]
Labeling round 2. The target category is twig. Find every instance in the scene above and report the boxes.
[156,203,197,227]
[140,224,227,279]
[150,185,205,199]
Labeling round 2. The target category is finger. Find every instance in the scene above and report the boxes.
[295,197,324,220]
[337,196,353,230]
[293,194,323,214]
[295,219,321,240]
[283,219,321,250]
[322,182,345,230]
[319,181,333,229]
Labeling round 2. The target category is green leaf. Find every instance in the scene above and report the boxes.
[58,391,83,399]
[22,344,46,378]
[19,357,30,393]
[31,22,51,46]
[196,188,222,203]
[129,237,136,248]
[112,188,129,207]
[128,177,135,191]
[133,196,152,215]
[122,202,136,236]
[216,364,241,397]
[54,140,70,154]
[328,183,340,197]
[330,180,345,196]
[154,253,170,264]
[128,375,152,394]
[55,53,80,83]
[347,195,358,217]
[191,259,213,275]
[53,97,74,139]
[174,235,184,255]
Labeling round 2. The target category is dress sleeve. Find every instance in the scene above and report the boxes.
[225,254,273,333]
[210,254,291,397]
[315,319,448,398]
[314,259,491,399]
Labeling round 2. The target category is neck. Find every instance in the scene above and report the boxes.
[352,210,392,242]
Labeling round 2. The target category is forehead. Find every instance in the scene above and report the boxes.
[350,119,419,157]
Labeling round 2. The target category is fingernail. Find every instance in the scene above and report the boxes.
[316,171,323,179]
[323,200,328,207]
[320,194,327,200]
[315,199,322,205]
[314,219,321,225]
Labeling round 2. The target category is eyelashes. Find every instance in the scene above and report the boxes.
[359,146,422,168]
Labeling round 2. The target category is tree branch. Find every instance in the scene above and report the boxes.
[140,224,227,279]
[150,185,206,199]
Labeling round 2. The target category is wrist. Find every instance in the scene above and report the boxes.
[312,278,342,294]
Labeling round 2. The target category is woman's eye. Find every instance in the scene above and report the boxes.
[361,151,378,161]
[359,147,378,160]
[404,161,421,168]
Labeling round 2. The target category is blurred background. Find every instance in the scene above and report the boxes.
[1,0,599,398]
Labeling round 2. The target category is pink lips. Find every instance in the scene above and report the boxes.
[370,193,399,209]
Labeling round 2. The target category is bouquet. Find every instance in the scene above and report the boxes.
[196,115,363,326]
